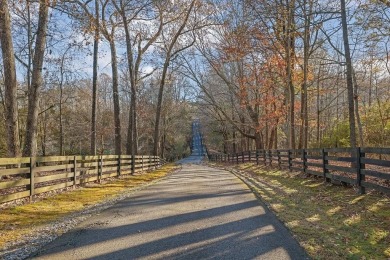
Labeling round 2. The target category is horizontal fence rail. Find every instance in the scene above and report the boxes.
[0,155,163,204]
[209,147,390,195]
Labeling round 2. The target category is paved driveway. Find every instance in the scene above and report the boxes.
[31,163,308,259]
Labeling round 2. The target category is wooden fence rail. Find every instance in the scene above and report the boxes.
[209,147,390,195]
[0,154,163,204]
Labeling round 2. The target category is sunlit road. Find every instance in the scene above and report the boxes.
[31,122,308,260]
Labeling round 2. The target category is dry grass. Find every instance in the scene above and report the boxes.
[0,164,178,250]
[211,162,390,260]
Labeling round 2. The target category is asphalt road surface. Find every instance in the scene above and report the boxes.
[31,122,308,260]
[178,120,205,164]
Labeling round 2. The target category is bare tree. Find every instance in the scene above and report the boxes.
[23,0,49,157]
[340,0,357,148]
[113,0,163,156]
[153,0,196,156]
[0,0,21,157]
[101,0,121,155]
[90,0,100,155]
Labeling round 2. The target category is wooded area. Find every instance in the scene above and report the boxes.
[0,0,200,160]
[195,0,390,153]
[0,0,390,160]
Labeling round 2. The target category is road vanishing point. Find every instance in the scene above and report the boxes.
[31,122,308,260]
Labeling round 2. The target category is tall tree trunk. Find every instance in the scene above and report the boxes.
[269,127,276,150]
[265,121,269,149]
[286,0,296,150]
[254,131,263,150]
[352,69,364,146]
[126,105,133,155]
[59,73,64,155]
[232,128,237,153]
[109,40,122,155]
[27,0,32,90]
[0,0,20,157]
[231,95,237,153]
[131,88,138,154]
[121,11,136,156]
[153,59,169,156]
[274,127,278,149]
[58,47,70,156]
[90,0,99,155]
[23,0,49,157]
[340,0,357,148]
[316,65,321,146]
[300,0,311,149]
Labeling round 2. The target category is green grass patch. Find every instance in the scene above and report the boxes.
[0,164,178,249]
[212,162,390,260]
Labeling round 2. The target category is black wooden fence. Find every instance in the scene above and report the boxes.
[0,155,164,204]
[209,147,390,195]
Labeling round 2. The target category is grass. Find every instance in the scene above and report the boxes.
[212,162,390,260]
[0,164,178,250]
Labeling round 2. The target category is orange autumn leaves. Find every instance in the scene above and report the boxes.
[217,24,313,133]
[218,25,286,131]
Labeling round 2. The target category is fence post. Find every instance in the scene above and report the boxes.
[288,149,292,172]
[131,155,135,175]
[242,151,245,163]
[99,156,103,183]
[73,156,77,188]
[263,150,266,165]
[256,150,259,165]
[303,149,307,175]
[142,156,144,172]
[269,150,272,166]
[277,150,281,169]
[149,155,152,170]
[29,157,36,201]
[236,153,239,164]
[322,148,329,182]
[118,155,121,177]
[356,147,366,194]
[249,151,251,162]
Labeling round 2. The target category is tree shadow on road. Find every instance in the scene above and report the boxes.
[31,166,308,260]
